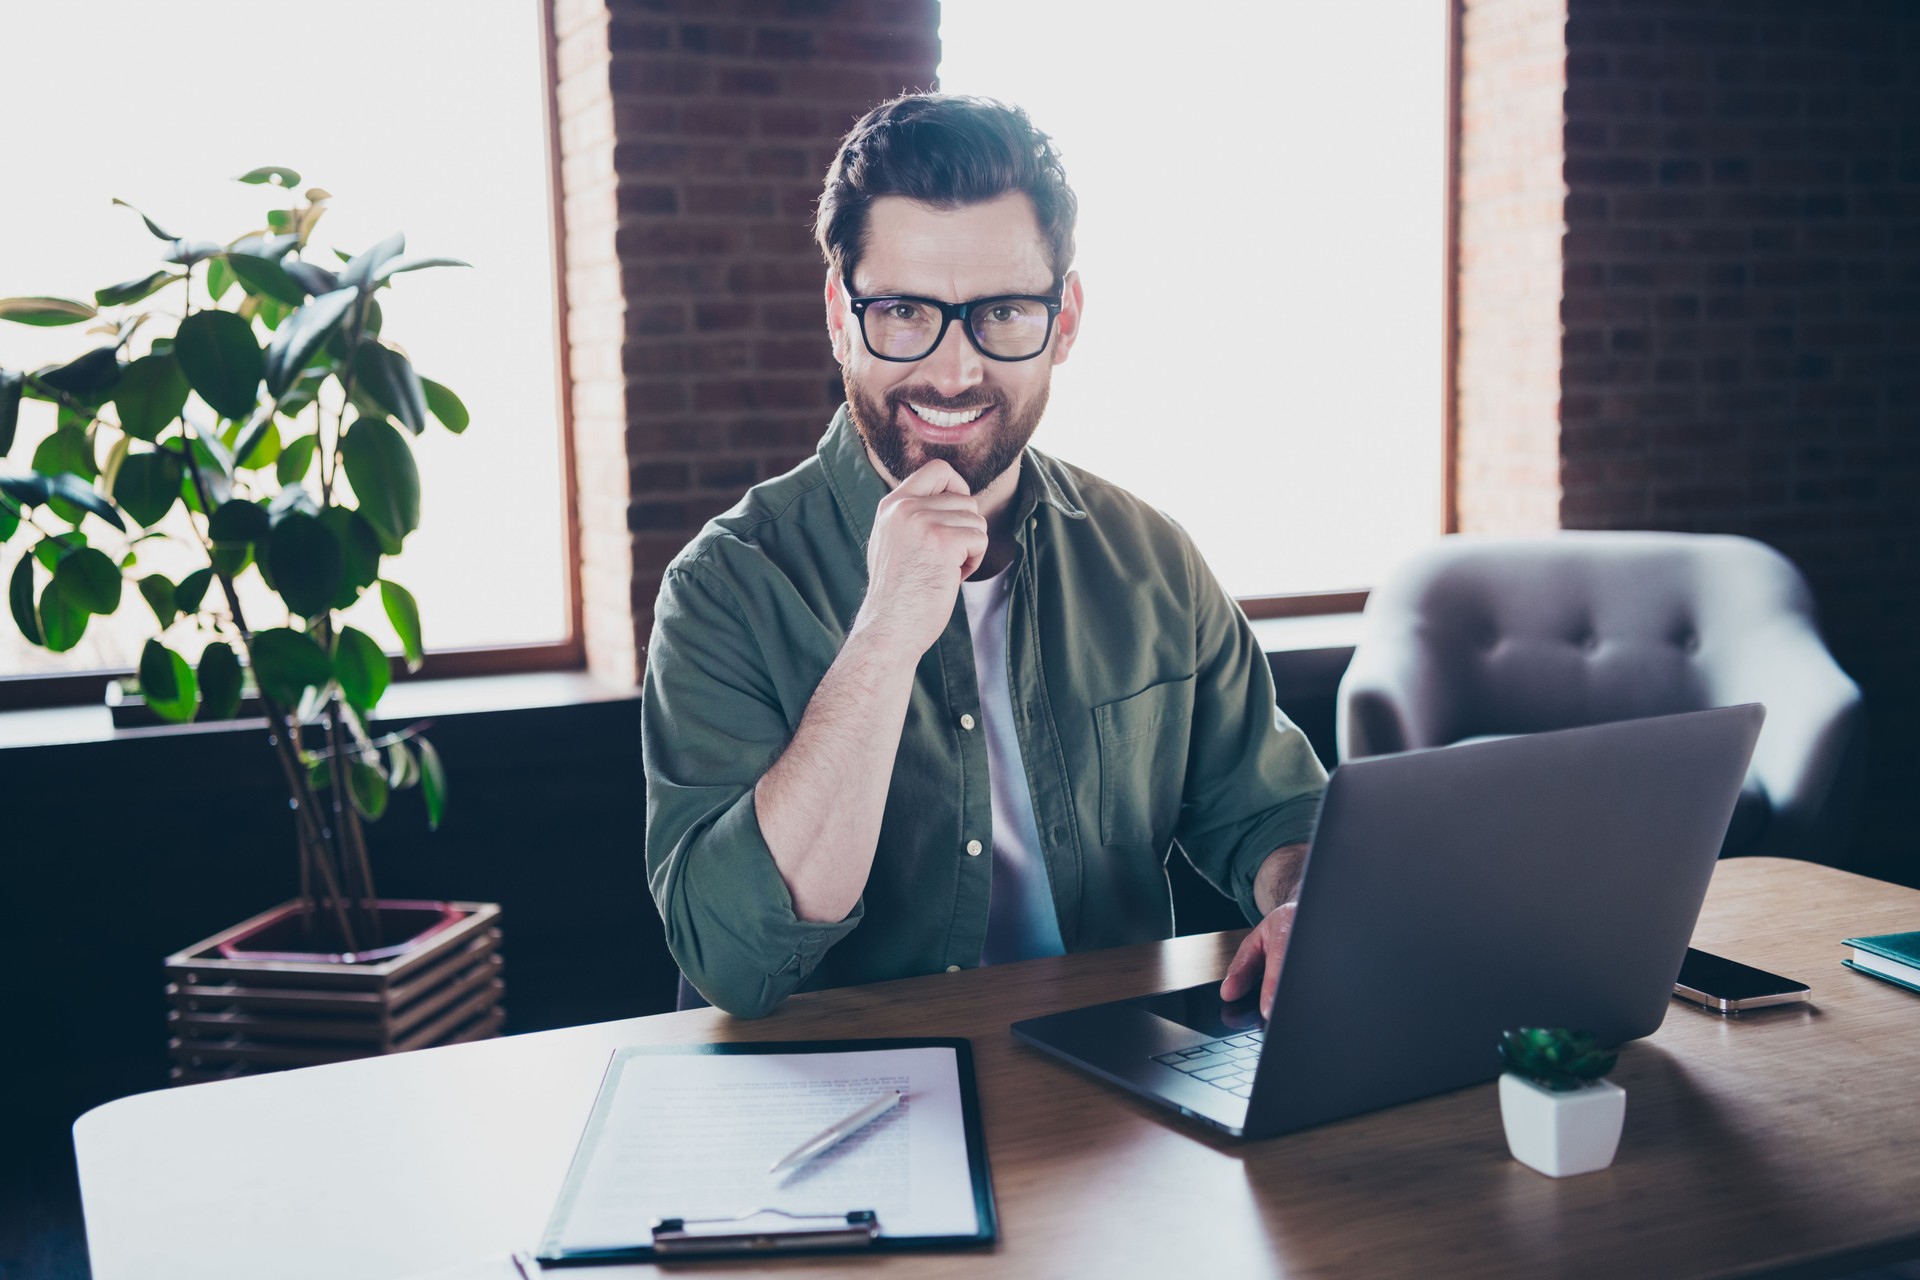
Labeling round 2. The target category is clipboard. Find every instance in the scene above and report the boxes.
[528,1038,996,1266]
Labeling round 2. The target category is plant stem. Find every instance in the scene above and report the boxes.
[178,426,359,953]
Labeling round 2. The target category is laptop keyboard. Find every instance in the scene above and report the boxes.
[1152,1029,1265,1098]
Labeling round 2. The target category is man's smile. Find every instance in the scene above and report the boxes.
[908,402,987,429]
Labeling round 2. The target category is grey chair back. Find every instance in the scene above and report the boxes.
[1337,532,1863,862]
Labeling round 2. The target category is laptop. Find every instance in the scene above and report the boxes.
[1011,704,1765,1139]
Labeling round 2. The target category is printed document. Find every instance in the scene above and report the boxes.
[542,1045,978,1253]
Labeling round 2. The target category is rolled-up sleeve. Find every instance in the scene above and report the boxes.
[642,561,863,1017]
[1171,536,1328,924]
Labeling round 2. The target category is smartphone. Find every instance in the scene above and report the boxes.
[1673,947,1810,1013]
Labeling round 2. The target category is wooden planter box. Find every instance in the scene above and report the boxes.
[165,899,504,1085]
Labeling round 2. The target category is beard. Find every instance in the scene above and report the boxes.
[843,370,1051,497]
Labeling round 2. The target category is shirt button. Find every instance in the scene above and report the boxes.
[960,713,976,731]
[966,839,983,856]
[946,965,961,973]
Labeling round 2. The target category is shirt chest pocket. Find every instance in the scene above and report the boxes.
[1092,673,1196,846]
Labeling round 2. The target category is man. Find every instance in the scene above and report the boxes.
[643,94,1325,1019]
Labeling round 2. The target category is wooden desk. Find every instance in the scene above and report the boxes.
[75,858,1920,1279]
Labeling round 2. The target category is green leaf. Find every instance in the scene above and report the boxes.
[138,639,198,723]
[250,626,332,707]
[373,254,471,285]
[38,578,88,651]
[339,231,405,292]
[0,297,97,327]
[225,253,307,307]
[420,377,469,434]
[32,423,96,479]
[1,476,51,520]
[387,740,419,790]
[237,166,302,188]
[94,271,181,308]
[281,261,339,298]
[8,554,41,645]
[47,474,125,531]
[264,511,341,618]
[207,497,268,576]
[53,545,122,614]
[417,736,446,831]
[162,240,225,267]
[351,342,428,434]
[0,503,16,544]
[197,640,243,720]
[321,506,382,609]
[111,198,177,241]
[113,354,190,442]
[342,418,419,549]
[205,256,234,304]
[348,759,390,821]
[380,579,423,671]
[176,566,214,614]
[264,285,358,398]
[0,368,20,457]
[138,573,178,628]
[333,625,390,712]
[114,449,184,527]
[31,533,77,571]
[174,310,264,420]
[276,433,318,485]
[232,407,280,470]
[38,347,122,400]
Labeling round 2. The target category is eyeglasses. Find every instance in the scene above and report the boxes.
[845,276,1064,363]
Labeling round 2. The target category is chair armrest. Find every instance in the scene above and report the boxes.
[1706,622,1864,858]
[1336,635,1462,760]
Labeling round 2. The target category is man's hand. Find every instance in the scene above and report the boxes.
[1218,842,1310,1018]
[854,459,987,659]
[1219,901,1297,1019]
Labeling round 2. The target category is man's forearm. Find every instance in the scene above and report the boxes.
[1253,843,1310,916]
[754,626,920,923]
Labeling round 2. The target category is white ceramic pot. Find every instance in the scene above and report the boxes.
[1498,1072,1626,1177]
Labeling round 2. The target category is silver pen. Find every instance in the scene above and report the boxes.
[768,1090,905,1177]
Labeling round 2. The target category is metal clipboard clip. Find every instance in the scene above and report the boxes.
[650,1207,881,1255]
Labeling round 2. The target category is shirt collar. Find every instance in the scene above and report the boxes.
[818,403,1089,548]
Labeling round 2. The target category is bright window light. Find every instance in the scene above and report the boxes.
[0,0,567,679]
[938,2,1447,597]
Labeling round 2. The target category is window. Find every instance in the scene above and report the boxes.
[938,4,1449,602]
[0,0,572,697]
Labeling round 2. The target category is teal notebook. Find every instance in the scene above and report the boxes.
[1841,931,1920,997]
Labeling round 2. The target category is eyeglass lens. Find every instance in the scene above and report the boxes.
[863,297,1052,360]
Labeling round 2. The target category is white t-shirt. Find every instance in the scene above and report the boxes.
[960,564,1067,966]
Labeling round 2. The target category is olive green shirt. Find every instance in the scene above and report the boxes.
[643,406,1327,1017]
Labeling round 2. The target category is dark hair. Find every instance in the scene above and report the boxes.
[815,94,1078,287]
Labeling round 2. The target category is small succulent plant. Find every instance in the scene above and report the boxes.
[1498,1028,1618,1091]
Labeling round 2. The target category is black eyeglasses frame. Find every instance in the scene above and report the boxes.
[843,275,1065,364]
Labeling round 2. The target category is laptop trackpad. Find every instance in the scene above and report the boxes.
[1127,981,1268,1040]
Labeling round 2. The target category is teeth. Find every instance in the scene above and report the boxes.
[910,403,985,429]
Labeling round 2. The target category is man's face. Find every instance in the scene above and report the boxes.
[827,192,1082,496]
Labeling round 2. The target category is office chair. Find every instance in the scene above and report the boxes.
[1336,532,1864,863]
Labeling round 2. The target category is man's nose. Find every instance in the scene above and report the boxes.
[917,317,985,395]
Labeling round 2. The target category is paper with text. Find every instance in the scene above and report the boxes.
[541,1046,978,1254]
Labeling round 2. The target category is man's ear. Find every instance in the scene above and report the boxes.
[1051,270,1084,366]
[825,272,850,365]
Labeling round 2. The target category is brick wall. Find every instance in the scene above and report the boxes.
[1455,0,1571,532]
[1558,0,1920,878]
[548,0,940,686]
[1456,0,1920,874]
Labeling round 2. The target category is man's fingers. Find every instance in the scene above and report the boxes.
[1220,930,1265,1002]
[1260,946,1284,1019]
[898,458,970,497]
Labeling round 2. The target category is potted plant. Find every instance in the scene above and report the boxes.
[0,168,503,1081]
[1497,1027,1624,1177]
